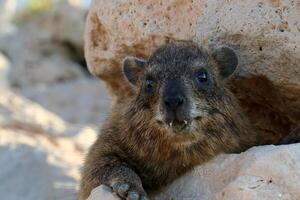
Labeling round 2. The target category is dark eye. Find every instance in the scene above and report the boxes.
[145,79,154,93]
[197,71,208,82]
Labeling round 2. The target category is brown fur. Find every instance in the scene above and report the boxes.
[78,41,297,200]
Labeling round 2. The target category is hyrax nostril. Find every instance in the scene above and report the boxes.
[164,95,185,110]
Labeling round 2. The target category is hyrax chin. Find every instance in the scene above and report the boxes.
[79,41,261,200]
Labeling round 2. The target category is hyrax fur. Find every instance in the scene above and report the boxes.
[79,41,296,200]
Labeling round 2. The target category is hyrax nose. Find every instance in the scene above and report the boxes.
[164,95,185,111]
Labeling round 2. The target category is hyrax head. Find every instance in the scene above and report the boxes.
[123,41,238,135]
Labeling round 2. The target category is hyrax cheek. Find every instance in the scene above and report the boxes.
[190,102,205,119]
[155,106,166,122]
[156,106,173,123]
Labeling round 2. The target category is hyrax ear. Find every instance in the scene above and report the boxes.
[212,46,238,79]
[123,57,146,86]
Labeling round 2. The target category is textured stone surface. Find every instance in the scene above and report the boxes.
[0,89,98,200]
[18,78,111,125]
[0,89,67,136]
[0,2,109,200]
[0,0,16,33]
[85,0,300,142]
[0,53,10,87]
[0,1,111,125]
[87,144,300,200]
[86,185,119,200]
[0,2,87,88]
[0,128,82,200]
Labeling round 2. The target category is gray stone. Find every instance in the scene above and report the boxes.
[18,78,111,125]
[0,2,87,88]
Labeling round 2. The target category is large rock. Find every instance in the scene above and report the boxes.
[0,127,82,200]
[18,78,111,125]
[0,88,99,200]
[0,53,10,87]
[86,144,300,200]
[0,0,16,33]
[68,0,89,8]
[0,2,87,88]
[0,88,99,147]
[0,0,16,22]
[0,89,67,136]
[85,0,300,142]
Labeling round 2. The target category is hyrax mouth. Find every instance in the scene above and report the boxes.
[156,118,191,132]
[168,119,189,130]
[168,119,189,127]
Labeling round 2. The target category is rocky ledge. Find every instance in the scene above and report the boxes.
[87,144,300,200]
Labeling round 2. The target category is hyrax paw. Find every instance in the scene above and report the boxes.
[111,182,149,200]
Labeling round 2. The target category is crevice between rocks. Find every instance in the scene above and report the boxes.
[229,75,300,144]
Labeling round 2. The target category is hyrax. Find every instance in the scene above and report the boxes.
[79,41,277,200]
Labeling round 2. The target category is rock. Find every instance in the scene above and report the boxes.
[85,0,300,142]
[68,0,89,8]
[18,78,111,125]
[0,127,82,200]
[0,88,67,136]
[0,0,16,33]
[0,2,109,127]
[0,88,99,147]
[0,0,16,22]
[154,144,300,200]
[0,2,87,88]
[12,53,85,88]
[87,144,300,200]
[0,53,10,87]
[86,185,119,200]
[0,89,99,200]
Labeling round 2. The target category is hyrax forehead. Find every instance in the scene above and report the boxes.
[123,41,238,88]
[146,42,211,80]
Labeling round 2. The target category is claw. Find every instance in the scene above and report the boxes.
[112,183,129,198]
[141,196,149,200]
[184,120,188,125]
[127,191,140,200]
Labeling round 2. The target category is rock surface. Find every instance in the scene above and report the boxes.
[85,0,300,142]
[0,128,81,200]
[0,89,67,136]
[0,88,98,200]
[87,144,300,200]
[0,1,111,125]
[18,78,111,125]
[0,0,16,33]
[0,53,10,87]
[0,2,110,200]
[0,2,88,88]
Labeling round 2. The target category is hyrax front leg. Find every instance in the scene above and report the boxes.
[79,156,149,200]
[104,165,149,200]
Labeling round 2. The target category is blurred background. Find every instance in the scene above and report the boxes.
[0,0,111,199]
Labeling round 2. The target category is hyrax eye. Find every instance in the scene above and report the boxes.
[145,79,154,93]
[146,79,154,88]
[197,71,208,82]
